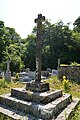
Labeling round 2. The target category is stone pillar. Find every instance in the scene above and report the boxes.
[25,14,49,92]
[35,14,45,82]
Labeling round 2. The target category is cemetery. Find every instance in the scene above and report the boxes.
[0,13,80,120]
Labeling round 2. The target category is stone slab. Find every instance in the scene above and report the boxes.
[0,94,43,118]
[40,94,72,119]
[26,82,49,92]
[0,104,37,120]
[11,88,62,104]
[55,98,80,120]
[0,93,72,120]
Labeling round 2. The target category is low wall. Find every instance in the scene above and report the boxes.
[58,65,80,83]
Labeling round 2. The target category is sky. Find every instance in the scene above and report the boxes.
[0,0,80,38]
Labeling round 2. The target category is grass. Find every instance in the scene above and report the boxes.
[0,76,80,119]
[43,76,80,120]
[71,104,80,120]
[0,79,24,95]
[43,76,80,98]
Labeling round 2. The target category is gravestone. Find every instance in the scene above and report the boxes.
[46,68,52,73]
[52,69,58,76]
[26,14,49,92]
[58,58,60,69]
[5,60,11,81]
[28,71,36,79]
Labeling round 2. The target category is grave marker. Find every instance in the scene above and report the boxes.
[58,58,60,69]
[5,60,11,81]
[35,14,45,82]
[25,14,49,92]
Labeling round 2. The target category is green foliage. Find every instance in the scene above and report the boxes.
[0,79,8,88]
[15,73,19,80]
[23,34,36,70]
[0,80,24,95]
[0,114,11,120]
[73,16,80,32]
[71,104,80,120]
[0,17,80,71]
[41,19,80,69]
[70,61,80,66]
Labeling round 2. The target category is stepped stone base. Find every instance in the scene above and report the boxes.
[26,82,49,92]
[11,88,62,104]
[0,98,79,120]
[0,82,79,119]
[0,92,73,120]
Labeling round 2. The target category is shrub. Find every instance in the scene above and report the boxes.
[0,80,8,88]
[15,73,19,80]
[63,76,69,92]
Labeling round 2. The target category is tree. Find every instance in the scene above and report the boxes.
[0,21,6,62]
[3,44,24,72]
[73,16,80,32]
[71,31,80,62]
[23,34,36,70]
[42,20,73,68]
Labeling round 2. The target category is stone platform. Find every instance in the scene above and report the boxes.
[26,82,49,92]
[0,82,79,119]
[11,88,62,104]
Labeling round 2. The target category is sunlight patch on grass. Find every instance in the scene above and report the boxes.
[0,79,24,95]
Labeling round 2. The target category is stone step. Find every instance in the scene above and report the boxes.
[11,88,62,104]
[0,93,72,120]
[0,94,43,118]
[40,93,72,119]
[55,98,80,120]
[0,104,37,120]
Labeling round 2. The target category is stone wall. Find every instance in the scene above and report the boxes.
[58,65,80,83]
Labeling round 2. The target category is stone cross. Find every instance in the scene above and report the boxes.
[6,60,11,71]
[58,58,60,69]
[35,14,45,82]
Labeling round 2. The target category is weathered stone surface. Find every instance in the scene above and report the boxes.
[0,94,43,118]
[0,93,72,120]
[0,104,37,120]
[11,88,62,104]
[41,71,49,77]
[5,70,11,81]
[40,93,72,119]
[58,65,80,83]
[55,98,80,120]
[5,60,11,81]
[26,82,49,92]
